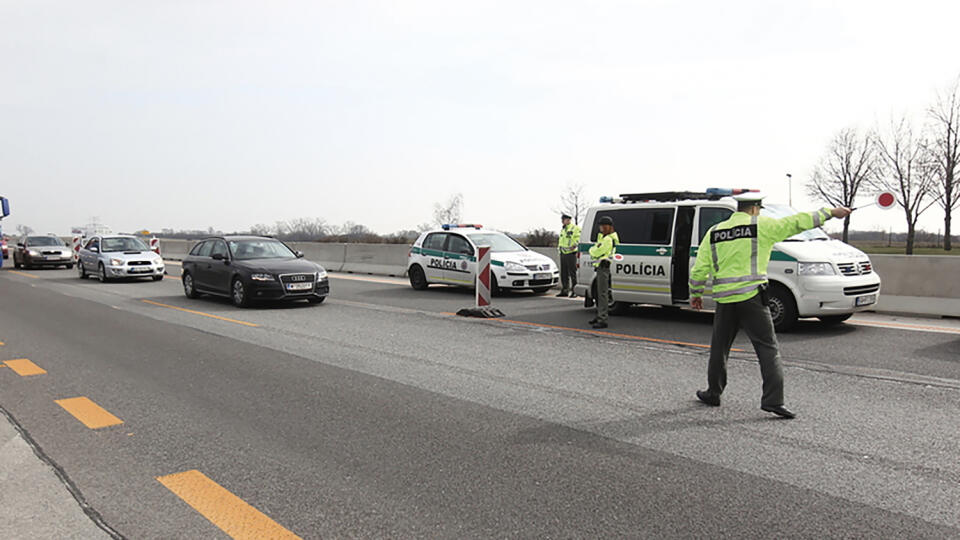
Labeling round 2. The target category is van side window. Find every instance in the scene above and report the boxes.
[698,208,734,240]
[422,233,447,251]
[594,208,675,245]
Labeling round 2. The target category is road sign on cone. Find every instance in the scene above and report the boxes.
[456,244,503,318]
[476,245,491,307]
[72,236,82,262]
[150,237,161,257]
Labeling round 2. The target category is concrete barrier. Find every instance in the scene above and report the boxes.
[341,244,409,276]
[870,255,960,317]
[287,242,347,272]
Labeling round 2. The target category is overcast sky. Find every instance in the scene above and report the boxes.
[2,1,959,237]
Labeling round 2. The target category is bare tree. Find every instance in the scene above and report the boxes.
[928,78,960,250]
[873,117,939,254]
[806,128,876,242]
[15,224,33,236]
[433,193,463,225]
[249,223,271,236]
[557,183,588,225]
[286,217,327,241]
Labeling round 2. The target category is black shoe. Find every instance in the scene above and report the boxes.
[761,405,796,419]
[696,390,720,407]
[588,318,598,324]
[592,322,608,329]
[556,291,569,297]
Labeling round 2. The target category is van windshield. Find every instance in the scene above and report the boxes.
[761,204,830,241]
[467,233,527,252]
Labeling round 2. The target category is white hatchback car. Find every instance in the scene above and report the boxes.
[408,225,559,293]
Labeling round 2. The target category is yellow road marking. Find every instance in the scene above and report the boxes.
[849,318,960,335]
[55,397,124,429]
[164,260,182,266]
[141,300,259,327]
[0,341,5,346]
[163,274,182,280]
[157,470,301,540]
[7,270,39,278]
[4,359,47,376]
[491,318,739,351]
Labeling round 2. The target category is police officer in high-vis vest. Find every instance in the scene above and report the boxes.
[588,215,618,329]
[689,192,851,419]
[557,213,581,297]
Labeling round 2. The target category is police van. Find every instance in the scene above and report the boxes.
[408,224,559,293]
[575,189,882,331]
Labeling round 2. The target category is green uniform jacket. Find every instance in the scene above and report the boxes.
[588,232,619,267]
[558,223,582,254]
[689,208,833,303]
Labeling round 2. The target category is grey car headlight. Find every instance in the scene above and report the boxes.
[798,262,835,276]
[316,268,328,279]
[250,273,274,281]
[28,250,40,256]
[505,261,526,272]
[109,258,124,266]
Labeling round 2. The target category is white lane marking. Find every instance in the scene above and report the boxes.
[327,273,408,285]
[848,318,960,335]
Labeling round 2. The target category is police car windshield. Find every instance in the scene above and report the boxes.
[761,204,830,241]
[467,233,526,252]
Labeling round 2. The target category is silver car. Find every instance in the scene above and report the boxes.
[77,235,165,282]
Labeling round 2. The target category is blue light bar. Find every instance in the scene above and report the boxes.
[599,196,614,203]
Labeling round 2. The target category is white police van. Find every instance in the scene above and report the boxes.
[408,224,559,293]
[574,189,882,331]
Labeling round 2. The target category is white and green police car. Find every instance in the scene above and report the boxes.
[408,224,559,293]
[574,189,882,331]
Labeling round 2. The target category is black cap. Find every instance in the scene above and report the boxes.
[598,216,614,226]
[561,213,572,220]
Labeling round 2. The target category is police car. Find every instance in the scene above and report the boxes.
[408,224,559,293]
[575,189,882,331]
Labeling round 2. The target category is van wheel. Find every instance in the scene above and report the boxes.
[408,265,428,290]
[818,313,852,325]
[768,283,798,332]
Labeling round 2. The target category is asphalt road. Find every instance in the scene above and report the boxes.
[1,264,959,538]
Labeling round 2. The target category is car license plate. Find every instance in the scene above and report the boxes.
[286,282,313,291]
[130,267,151,273]
[534,273,550,280]
[855,294,876,306]
[45,256,59,261]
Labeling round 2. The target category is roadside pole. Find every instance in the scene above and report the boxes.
[457,244,503,318]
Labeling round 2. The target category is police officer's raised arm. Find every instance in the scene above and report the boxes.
[765,207,852,244]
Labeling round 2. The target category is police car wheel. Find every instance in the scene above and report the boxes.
[818,313,852,325]
[490,275,503,296]
[768,283,798,332]
[408,265,428,290]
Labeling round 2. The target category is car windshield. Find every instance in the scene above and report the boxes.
[761,204,830,241]
[101,237,149,252]
[26,236,66,247]
[467,232,527,252]
[228,239,296,260]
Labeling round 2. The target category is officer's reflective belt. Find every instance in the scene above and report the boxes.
[712,274,766,285]
[712,282,762,299]
[750,215,759,277]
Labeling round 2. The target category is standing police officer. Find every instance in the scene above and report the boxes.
[588,215,618,329]
[689,193,851,418]
[557,213,581,297]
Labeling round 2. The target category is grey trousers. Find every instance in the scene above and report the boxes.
[706,292,784,407]
[595,264,611,323]
[559,252,577,292]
